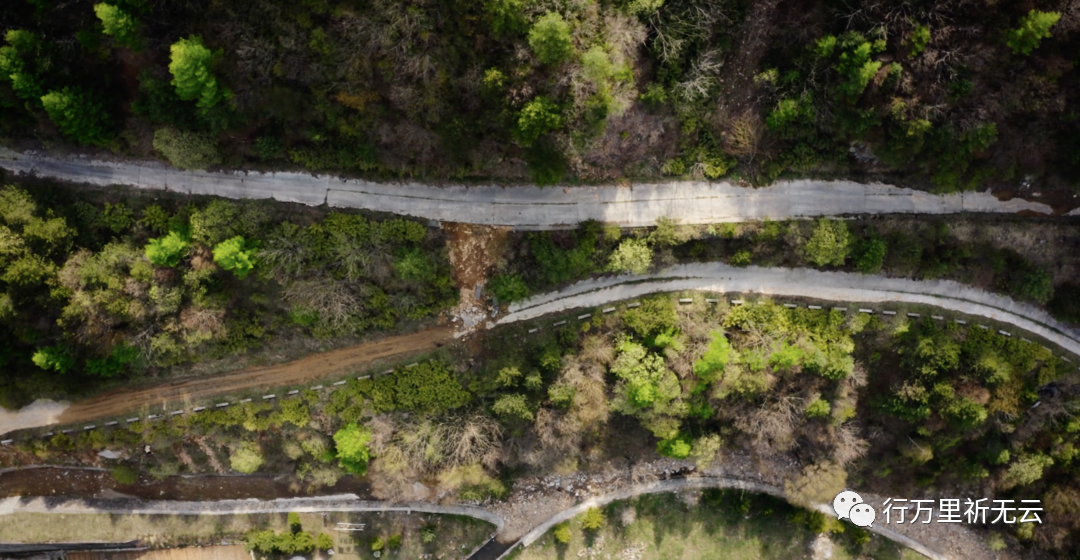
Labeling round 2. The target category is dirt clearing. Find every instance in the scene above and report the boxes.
[54,326,456,425]
[444,222,510,327]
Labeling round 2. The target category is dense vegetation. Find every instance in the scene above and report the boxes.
[489,217,1079,323]
[516,491,908,559]
[0,182,456,407]
[1,0,1078,190]
[12,293,1079,556]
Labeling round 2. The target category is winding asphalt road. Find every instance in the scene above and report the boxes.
[499,262,1080,359]
[0,479,948,560]
[2,148,1077,228]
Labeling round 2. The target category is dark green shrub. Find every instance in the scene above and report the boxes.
[852,236,886,273]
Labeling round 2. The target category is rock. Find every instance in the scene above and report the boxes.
[97,449,123,459]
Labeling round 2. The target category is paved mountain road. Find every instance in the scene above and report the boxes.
[500,263,1080,358]
[3,148,1076,228]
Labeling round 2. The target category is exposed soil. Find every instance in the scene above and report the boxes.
[0,466,371,501]
[54,326,456,425]
[443,223,510,329]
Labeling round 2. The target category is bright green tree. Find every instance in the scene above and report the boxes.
[805,398,831,418]
[32,345,75,373]
[94,3,139,49]
[552,521,571,543]
[517,97,563,145]
[230,441,264,473]
[528,12,573,65]
[333,422,373,474]
[802,219,851,267]
[40,87,112,146]
[657,434,692,459]
[489,273,530,303]
[316,533,334,551]
[492,393,534,421]
[606,238,652,274]
[292,532,315,553]
[1005,10,1061,55]
[0,30,42,101]
[145,231,189,267]
[693,330,730,383]
[580,507,606,531]
[168,36,230,112]
[213,236,256,278]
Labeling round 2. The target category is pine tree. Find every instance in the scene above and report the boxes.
[40,87,112,146]
[94,3,140,49]
[168,36,230,112]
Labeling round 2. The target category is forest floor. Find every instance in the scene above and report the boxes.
[53,326,456,426]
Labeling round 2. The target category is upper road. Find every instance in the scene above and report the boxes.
[3,148,1076,228]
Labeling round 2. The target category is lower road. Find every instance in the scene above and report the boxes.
[3,148,1076,228]
[0,478,952,560]
[500,263,1080,358]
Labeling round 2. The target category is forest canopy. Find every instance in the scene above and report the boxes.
[1,0,1076,191]
[0,183,457,408]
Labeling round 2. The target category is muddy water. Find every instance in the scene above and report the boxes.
[0,467,372,501]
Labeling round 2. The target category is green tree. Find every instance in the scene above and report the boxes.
[657,434,692,459]
[485,0,525,36]
[622,296,676,340]
[94,3,139,49]
[528,13,573,65]
[1005,10,1061,55]
[230,441,264,473]
[805,398,831,418]
[145,231,189,267]
[802,219,851,267]
[333,422,373,474]
[552,521,572,544]
[32,345,75,373]
[213,236,256,278]
[492,393,534,421]
[316,533,334,550]
[40,87,112,146]
[517,97,563,145]
[694,330,730,383]
[85,344,137,377]
[580,507,606,531]
[606,238,652,274]
[168,36,230,112]
[852,236,886,273]
[292,531,315,553]
[102,203,134,234]
[908,24,930,57]
[288,511,302,533]
[489,273,530,303]
[0,30,43,102]
[153,127,221,170]
[1001,453,1053,489]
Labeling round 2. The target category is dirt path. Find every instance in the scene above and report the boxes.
[54,326,455,425]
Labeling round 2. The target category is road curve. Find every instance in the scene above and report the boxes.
[498,263,1080,359]
[0,481,946,560]
[2,148,1076,229]
[498,477,946,560]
